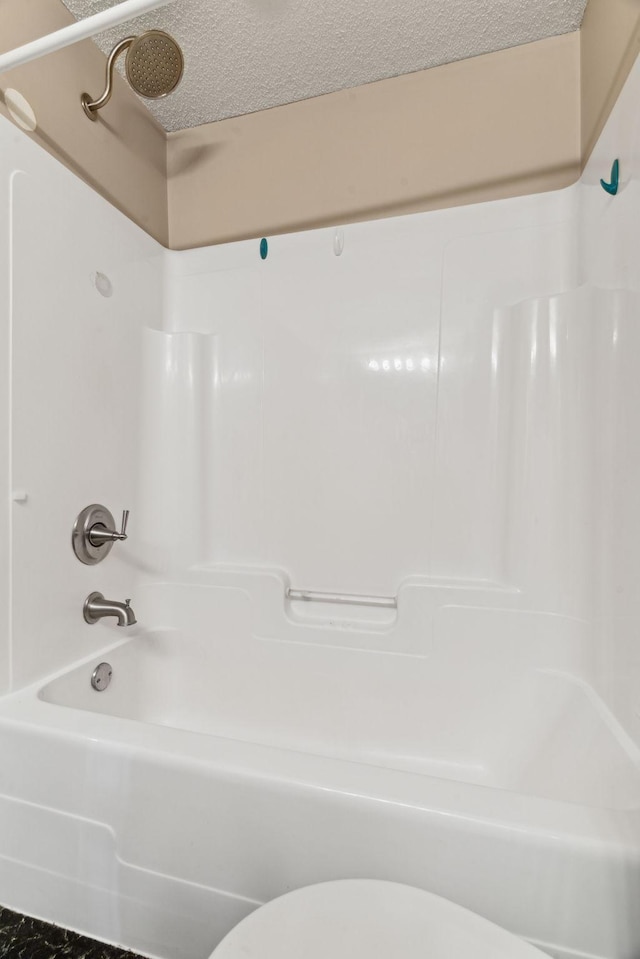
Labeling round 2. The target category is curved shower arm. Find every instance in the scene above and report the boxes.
[81,37,135,120]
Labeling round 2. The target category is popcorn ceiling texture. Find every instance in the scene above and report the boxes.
[61,0,588,132]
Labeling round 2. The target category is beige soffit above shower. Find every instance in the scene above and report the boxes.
[0,0,168,245]
[581,0,640,162]
[1,0,638,250]
[167,33,581,249]
[61,0,588,131]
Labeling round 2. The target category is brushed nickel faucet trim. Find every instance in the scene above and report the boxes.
[91,662,113,691]
[84,592,136,627]
[72,504,129,565]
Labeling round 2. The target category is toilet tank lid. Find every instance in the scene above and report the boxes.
[210,879,547,959]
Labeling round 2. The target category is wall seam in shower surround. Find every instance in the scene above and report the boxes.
[6,170,18,694]
[429,244,446,582]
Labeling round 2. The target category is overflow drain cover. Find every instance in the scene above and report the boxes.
[91,662,112,691]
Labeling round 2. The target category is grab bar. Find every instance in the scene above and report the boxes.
[287,588,397,609]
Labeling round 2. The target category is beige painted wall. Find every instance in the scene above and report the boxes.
[2,0,640,250]
[0,0,168,245]
[167,34,580,249]
[581,0,640,163]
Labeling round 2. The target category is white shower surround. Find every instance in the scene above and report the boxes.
[0,51,640,959]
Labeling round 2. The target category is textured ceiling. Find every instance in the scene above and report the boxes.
[61,0,588,132]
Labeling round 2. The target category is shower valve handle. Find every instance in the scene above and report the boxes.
[72,504,130,565]
[88,509,130,547]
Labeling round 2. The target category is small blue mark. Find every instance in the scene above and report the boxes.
[600,159,619,196]
[260,238,268,260]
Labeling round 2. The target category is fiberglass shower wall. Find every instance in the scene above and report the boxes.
[576,53,640,748]
[130,187,618,694]
[3,49,640,760]
[0,112,164,691]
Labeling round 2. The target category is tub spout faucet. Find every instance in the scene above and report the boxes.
[83,591,137,627]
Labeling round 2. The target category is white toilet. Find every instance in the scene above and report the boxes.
[211,879,547,958]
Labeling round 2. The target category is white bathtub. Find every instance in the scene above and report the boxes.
[0,579,637,959]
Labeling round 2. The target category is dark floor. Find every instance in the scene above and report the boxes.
[0,908,146,959]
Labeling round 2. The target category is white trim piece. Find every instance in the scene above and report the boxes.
[0,0,177,75]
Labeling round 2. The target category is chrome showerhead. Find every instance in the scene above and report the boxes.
[81,29,183,120]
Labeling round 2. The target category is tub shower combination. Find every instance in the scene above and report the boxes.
[0,30,640,959]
